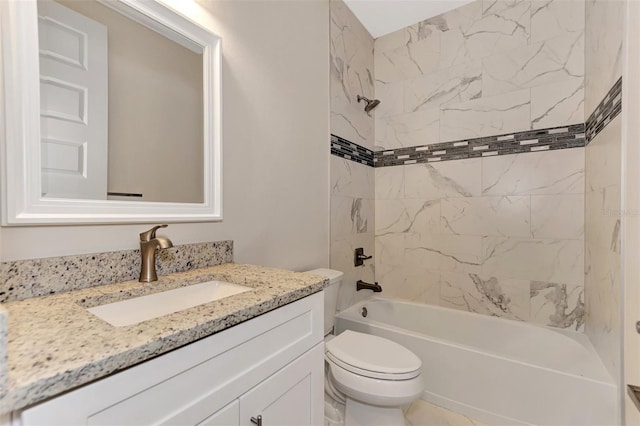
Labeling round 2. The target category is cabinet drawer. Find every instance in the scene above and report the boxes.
[20,293,323,426]
[239,343,324,426]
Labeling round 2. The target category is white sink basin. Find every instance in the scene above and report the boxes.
[87,281,252,327]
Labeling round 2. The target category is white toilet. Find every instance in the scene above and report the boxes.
[307,268,424,426]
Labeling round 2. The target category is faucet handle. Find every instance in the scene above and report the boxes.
[140,224,168,242]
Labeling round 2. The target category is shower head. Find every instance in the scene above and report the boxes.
[357,95,381,114]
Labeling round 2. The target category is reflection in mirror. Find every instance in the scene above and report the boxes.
[37,0,204,203]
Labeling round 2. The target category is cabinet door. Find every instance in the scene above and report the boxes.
[198,400,239,426]
[239,343,323,426]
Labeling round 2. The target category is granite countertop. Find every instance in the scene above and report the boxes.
[0,263,327,415]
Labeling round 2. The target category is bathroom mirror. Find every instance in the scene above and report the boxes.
[0,0,222,224]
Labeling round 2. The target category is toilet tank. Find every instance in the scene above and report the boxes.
[306,268,344,336]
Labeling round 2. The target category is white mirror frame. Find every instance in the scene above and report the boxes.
[0,0,222,225]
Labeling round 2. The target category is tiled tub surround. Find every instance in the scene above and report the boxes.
[331,134,374,166]
[330,0,374,149]
[375,147,585,330]
[0,264,328,414]
[374,0,585,151]
[584,0,624,118]
[331,154,375,311]
[0,241,233,303]
[583,0,625,387]
[585,114,622,382]
[374,124,584,166]
[329,0,376,313]
[585,77,622,144]
[330,129,586,329]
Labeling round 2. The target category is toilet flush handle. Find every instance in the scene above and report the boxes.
[250,415,262,426]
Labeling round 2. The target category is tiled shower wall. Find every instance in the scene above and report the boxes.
[373,0,587,330]
[329,0,375,311]
[373,0,585,150]
[584,0,624,383]
[376,149,585,328]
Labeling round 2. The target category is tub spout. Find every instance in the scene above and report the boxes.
[357,280,382,292]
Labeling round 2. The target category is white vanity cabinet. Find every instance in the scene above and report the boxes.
[15,292,324,426]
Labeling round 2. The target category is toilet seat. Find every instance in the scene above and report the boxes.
[325,330,422,380]
[326,352,420,380]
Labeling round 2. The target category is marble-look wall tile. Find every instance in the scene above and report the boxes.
[585,115,622,382]
[440,270,530,321]
[441,196,531,237]
[374,0,585,156]
[369,0,588,331]
[439,0,530,69]
[584,0,624,116]
[406,233,484,275]
[531,194,584,239]
[331,155,374,198]
[376,233,406,267]
[330,155,375,314]
[530,281,585,331]
[404,159,482,200]
[374,80,404,121]
[330,196,373,239]
[329,0,376,319]
[375,147,585,329]
[375,34,440,83]
[377,263,439,304]
[482,33,584,97]
[530,79,584,129]
[440,89,530,142]
[530,0,585,43]
[330,0,375,148]
[375,165,404,200]
[374,27,409,53]
[482,148,584,196]
[482,237,584,286]
[376,199,440,236]
[380,108,439,149]
[403,61,482,114]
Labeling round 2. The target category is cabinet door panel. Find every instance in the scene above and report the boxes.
[240,344,323,426]
[198,400,239,426]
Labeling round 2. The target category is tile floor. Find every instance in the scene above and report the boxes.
[405,400,491,426]
[325,396,491,426]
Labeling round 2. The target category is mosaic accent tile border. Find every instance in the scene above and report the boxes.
[0,240,234,303]
[586,77,622,144]
[331,134,374,166]
[373,124,585,167]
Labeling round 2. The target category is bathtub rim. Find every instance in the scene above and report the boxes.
[335,297,615,387]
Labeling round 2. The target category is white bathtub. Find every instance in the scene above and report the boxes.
[334,298,617,426]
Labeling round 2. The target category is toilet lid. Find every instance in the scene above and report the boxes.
[325,330,421,379]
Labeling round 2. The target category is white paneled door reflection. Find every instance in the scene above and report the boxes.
[38,1,108,199]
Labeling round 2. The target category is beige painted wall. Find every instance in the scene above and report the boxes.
[54,0,204,203]
[0,0,330,272]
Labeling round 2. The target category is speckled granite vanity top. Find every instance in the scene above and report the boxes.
[0,263,327,414]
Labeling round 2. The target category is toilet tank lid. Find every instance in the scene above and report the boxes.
[305,268,343,284]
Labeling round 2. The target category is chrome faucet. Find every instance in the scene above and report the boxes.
[139,224,174,282]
